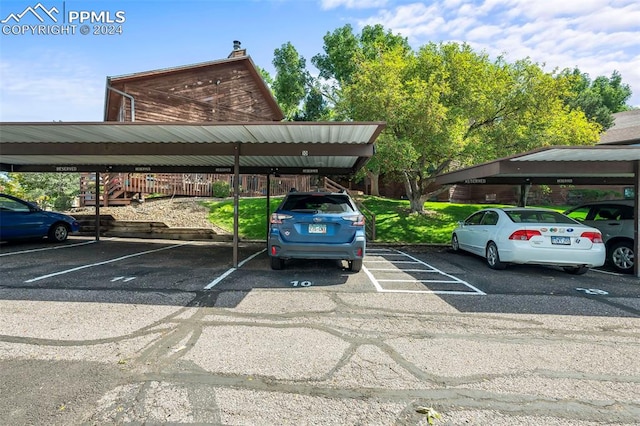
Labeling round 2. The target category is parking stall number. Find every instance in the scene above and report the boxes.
[291,280,312,287]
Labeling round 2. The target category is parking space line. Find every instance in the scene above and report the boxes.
[24,242,190,283]
[363,248,486,295]
[365,268,439,272]
[204,248,266,290]
[0,240,96,257]
[377,279,466,283]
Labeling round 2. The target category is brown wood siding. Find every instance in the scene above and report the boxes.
[447,184,627,205]
[108,62,279,123]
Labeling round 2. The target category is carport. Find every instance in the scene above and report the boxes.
[0,121,385,267]
[435,144,640,277]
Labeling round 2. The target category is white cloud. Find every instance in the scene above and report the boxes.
[0,52,104,121]
[442,16,478,37]
[320,0,388,10]
[505,0,605,19]
[466,24,503,41]
[355,0,640,106]
[574,4,640,32]
[358,3,443,39]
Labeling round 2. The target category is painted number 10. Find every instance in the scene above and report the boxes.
[291,280,312,287]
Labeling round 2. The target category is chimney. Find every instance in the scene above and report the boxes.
[228,40,247,58]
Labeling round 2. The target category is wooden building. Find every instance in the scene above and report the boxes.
[103,41,282,123]
[82,41,309,206]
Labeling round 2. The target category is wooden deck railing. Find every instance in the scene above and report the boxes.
[79,173,312,206]
[323,177,376,241]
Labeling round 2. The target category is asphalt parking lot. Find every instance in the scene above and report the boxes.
[1,236,639,425]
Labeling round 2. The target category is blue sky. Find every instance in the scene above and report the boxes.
[1,0,638,122]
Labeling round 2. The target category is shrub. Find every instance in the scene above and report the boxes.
[566,188,622,205]
[211,180,231,198]
[53,194,73,210]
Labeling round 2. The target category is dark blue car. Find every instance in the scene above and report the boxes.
[268,190,366,271]
[0,193,80,243]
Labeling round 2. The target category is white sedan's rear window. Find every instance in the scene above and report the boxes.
[506,210,578,224]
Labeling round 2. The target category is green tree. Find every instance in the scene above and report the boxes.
[272,42,309,120]
[312,24,411,194]
[312,24,410,85]
[270,42,334,121]
[0,172,23,196]
[256,66,275,91]
[343,42,601,213]
[6,173,80,210]
[559,68,632,130]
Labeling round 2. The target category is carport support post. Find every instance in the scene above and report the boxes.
[266,173,271,243]
[634,161,639,278]
[95,171,100,241]
[518,183,530,207]
[233,143,240,268]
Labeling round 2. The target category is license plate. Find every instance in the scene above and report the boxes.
[309,224,327,234]
[551,236,571,245]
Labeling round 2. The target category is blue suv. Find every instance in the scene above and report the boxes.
[268,190,366,271]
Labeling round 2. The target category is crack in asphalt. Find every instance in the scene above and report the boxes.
[2,286,639,424]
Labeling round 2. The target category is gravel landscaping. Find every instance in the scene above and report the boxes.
[67,197,228,233]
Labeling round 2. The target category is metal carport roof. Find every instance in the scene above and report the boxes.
[436,110,640,187]
[434,122,640,277]
[435,145,640,186]
[0,120,385,268]
[0,121,385,175]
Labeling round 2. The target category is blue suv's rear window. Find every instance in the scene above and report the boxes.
[281,194,354,213]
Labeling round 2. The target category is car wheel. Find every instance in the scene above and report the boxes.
[609,241,633,273]
[48,223,69,242]
[485,242,506,270]
[563,266,589,275]
[451,234,460,252]
[349,259,363,272]
[270,256,284,270]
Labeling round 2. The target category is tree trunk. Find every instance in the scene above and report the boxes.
[367,170,380,196]
[409,194,427,212]
[403,171,426,214]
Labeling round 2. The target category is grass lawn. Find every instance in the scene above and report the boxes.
[359,196,506,244]
[202,196,567,244]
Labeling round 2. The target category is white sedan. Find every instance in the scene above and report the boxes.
[451,207,606,275]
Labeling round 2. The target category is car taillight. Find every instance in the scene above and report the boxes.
[509,229,542,240]
[343,214,365,226]
[580,231,603,244]
[270,213,292,224]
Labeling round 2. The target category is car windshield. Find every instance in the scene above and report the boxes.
[505,209,579,224]
[280,194,354,213]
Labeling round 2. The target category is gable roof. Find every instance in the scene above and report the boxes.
[599,110,640,145]
[104,55,284,121]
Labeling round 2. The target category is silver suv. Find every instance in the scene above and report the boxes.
[564,200,633,273]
